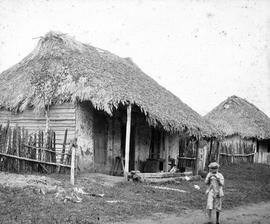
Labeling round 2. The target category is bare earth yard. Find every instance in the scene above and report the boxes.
[120,202,270,224]
[0,163,269,224]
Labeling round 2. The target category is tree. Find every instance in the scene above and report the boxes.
[30,62,71,139]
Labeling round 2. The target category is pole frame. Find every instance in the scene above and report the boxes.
[124,104,132,180]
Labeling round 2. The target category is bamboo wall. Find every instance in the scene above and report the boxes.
[0,103,76,156]
[217,136,256,165]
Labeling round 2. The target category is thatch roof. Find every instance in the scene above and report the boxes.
[205,95,270,139]
[0,31,218,137]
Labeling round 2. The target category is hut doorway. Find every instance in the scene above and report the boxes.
[257,139,270,164]
[93,110,108,172]
[142,127,164,172]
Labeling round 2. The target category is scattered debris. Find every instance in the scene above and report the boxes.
[128,171,195,183]
[184,175,202,181]
[73,187,90,195]
[64,192,82,203]
[149,185,189,193]
[128,170,142,182]
[169,166,177,173]
[55,186,104,203]
[89,193,104,198]
[106,200,123,203]
[32,186,58,195]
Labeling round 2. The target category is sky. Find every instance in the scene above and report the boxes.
[0,0,270,116]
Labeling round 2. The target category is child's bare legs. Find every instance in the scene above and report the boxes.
[216,197,222,223]
[216,211,220,224]
[207,209,212,223]
[206,210,220,224]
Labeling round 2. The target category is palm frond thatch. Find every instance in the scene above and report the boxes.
[0,31,218,137]
[205,95,270,139]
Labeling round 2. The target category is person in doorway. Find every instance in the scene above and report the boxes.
[205,162,224,224]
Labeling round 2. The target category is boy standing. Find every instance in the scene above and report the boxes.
[205,162,224,224]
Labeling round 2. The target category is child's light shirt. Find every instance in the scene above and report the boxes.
[205,172,224,197]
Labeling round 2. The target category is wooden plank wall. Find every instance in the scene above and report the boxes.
[0,103,76,158]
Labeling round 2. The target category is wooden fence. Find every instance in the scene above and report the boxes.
[218,141,255,165]
[178,139,199,174]
[205,139,256,168]
[0,122,72,174]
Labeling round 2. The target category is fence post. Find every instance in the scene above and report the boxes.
[70,138,77,185]
[3,121,10,153]
[58,129,68,173]
[16,126,20,172]
[70,146,75,185]
[231,142,234,164]
[194,139,200,175]
[164,134,169,172]
[25,129,28,171]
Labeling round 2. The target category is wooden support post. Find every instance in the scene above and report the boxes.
[3,121,10,153]
[25,129,28,171]
[207,139,213,170]
[11,127,16,171]
[7,128,12,153]
[216,141,220,164]
[53,132,56,162]
[7,128,12,171]
[253,139,258,163]
[194,140,200,176]
[163,134,169,172]
[159,132,164,158]
[70,145,75,185]
[2,128,7,153]
[230,142,234,164]
[124,104,131,180]
[16,126,20,173]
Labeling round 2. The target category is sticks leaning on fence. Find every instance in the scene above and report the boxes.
[57,129,68,173]
[69,137,78,185]
[0,152,71,168]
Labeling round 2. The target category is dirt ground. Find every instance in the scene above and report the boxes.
[119,202,270,224]
[0,163,269,223]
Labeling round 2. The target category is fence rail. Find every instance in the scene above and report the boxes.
[0,122,72,173]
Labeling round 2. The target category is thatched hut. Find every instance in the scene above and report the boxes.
[0,31,217,174]
[205,95,270,165]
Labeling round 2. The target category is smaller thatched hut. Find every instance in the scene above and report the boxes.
[205,95,270,165]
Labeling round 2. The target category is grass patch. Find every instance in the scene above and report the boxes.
[0,163,269,223]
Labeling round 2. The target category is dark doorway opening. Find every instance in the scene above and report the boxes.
[93,110,108,173]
